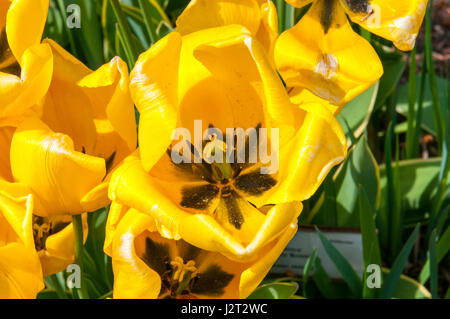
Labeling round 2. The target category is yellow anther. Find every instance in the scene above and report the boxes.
[170,257,198,282]
[33,222,50,239]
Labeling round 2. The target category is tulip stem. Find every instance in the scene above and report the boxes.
[72,214,89,299]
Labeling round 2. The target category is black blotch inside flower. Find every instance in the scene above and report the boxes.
[321,0,335,34]
[344,0,370,13]
[180,184,220,210]
[141,237,172,278]
[234,172,277,196]
[191,264,234,296]
[220,188,244,230]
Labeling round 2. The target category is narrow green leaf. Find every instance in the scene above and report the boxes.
[381,269,431,299]
[406,46,417,159]
[313,257,339,299]
[383,121,394,253]
[248,282,299,299]
[316,227,362,297]
[110,0,139,68]
[424,1,444,153]
[284,3,295,30]
[302,248,317,297]
[276,0,286,34]
[379,225,420,299]
[359,185,382,299]
[138,0,158,45]
[419,225,450,284]
[428,229,438,299]
[390,133,404,262]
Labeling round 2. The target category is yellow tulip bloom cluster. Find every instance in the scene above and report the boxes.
[0,0,427,299]
[0,0,136,297]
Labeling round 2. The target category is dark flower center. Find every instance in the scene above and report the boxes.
[168,124,277,230]
[141,237,234,298]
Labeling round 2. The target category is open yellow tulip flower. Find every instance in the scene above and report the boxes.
[275,0,427,106]
[9,40,137,217]
[0,181,44,298]
[176,0,278,63]
[0,0,52,127]
[109,26,347,262]
[105,203,297,299]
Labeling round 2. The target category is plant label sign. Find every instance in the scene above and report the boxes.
[270,226,364,279]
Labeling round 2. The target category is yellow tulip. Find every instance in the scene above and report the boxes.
[109,26,347,261]
[0,180,44,298]
[1,129,87,279]
[105,202,297,299]
[9,40,137,217]
[176,0,278,63]
[0,0,52,127]
[275,0,427,106]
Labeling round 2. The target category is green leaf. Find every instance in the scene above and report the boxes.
[316,227,363,297]
[302,248,317,298]
[381,269,431,299]
[419,225,450,284]
[428,229,438,298]
[337,82,379,140]
[248,282,299,299]
[312,257,340,299]
[406,46,417,159]
[379,225,420,299]
[374,55,406,110]
[359,186,382,299]
[379,158,450,225]
[397,75,449,136]
[65,0,105,69]
[424,1,444,152]
[334,136,380,227]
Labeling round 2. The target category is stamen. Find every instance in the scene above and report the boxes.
[170,257,198,294]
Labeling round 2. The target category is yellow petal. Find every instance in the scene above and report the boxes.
[78,56,137,163]
[285,0,313,8]
[0,181,34,247]
[240,221,297,298]
[109,151,190,240]
[10,118,106,216]
[39,214,88,277]
[6,0,49,64]
[0,181,44,298]
[40,39,97,154]
[267,102,347,203]
[193,30,299,144]
[104,201,129,256]
[255,0,278,65]
[0,126,14,182]
[289,86,341,114]
[0,243,44,298]
[177,25,252,132]
[130,32,181,172]
[179,202,302,261]
[109,206,296,299]
[80,182,110,213]
[0,1,9,31]
[274,0,383,105]
[0,43,53,127]
[111,209,161,299]
[341,0,428,51]
[176,0,261,36]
